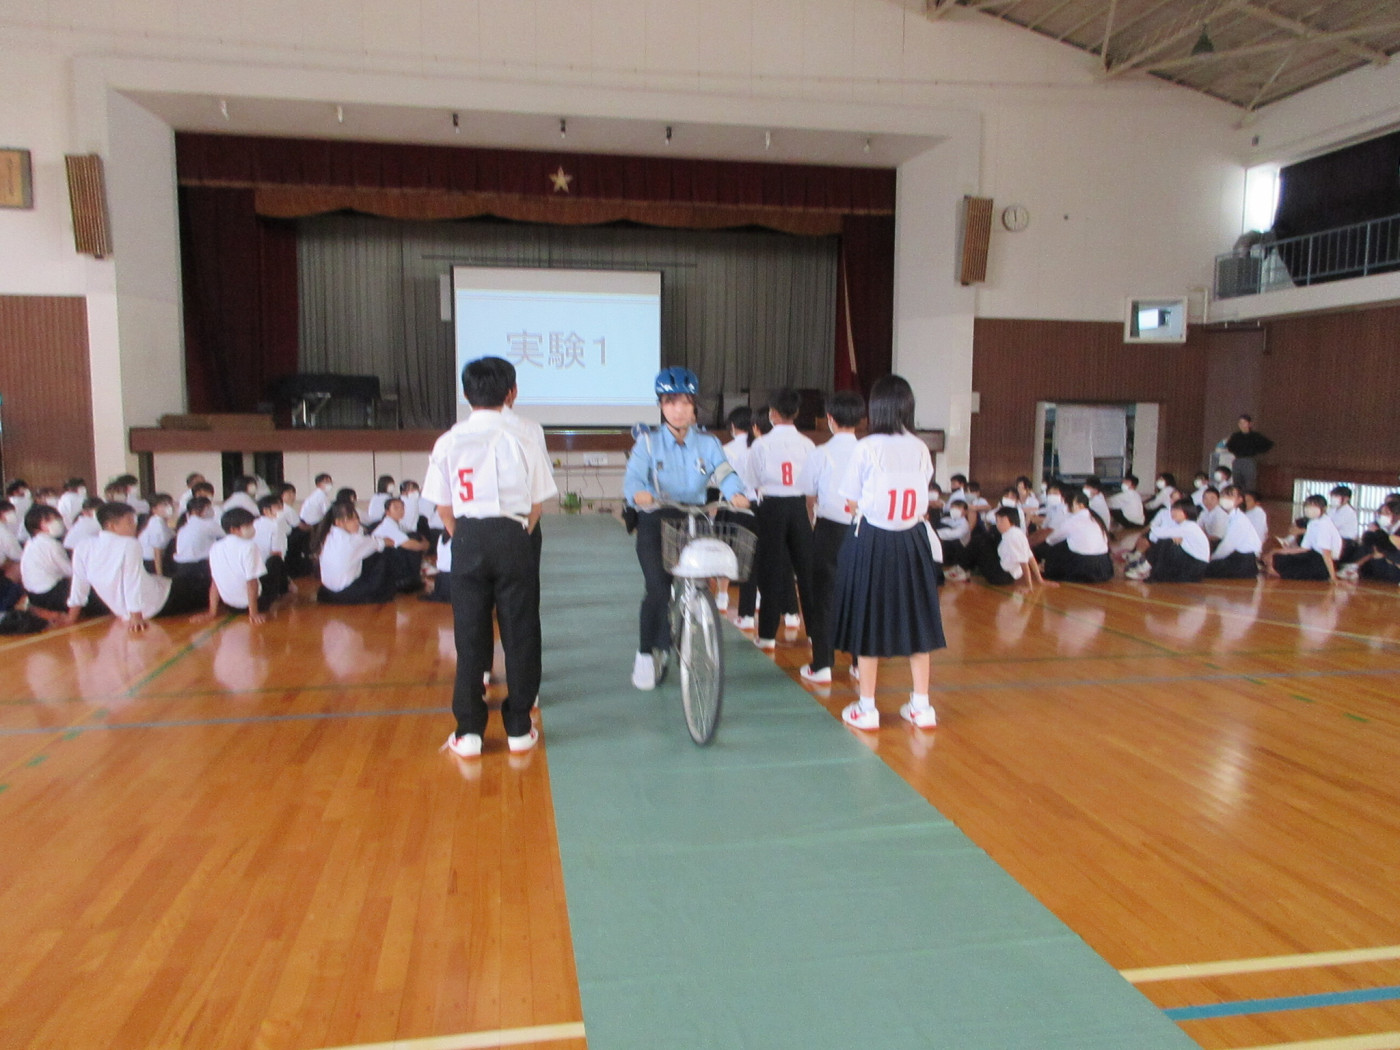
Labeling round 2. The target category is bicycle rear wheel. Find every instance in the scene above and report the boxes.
[679,585,724,745]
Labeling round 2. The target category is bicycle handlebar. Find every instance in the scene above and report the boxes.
[649,498,753,516]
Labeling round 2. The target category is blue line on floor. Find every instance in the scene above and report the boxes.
[1164,984,1400,1021]
[0,706,445,736]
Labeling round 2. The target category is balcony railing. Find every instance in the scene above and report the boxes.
[1214,212,1400,299]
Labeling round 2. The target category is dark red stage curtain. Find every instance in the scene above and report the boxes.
[180,187,298,412]
[836,215,895,397]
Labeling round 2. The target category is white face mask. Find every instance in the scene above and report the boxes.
[387,485,398,497]
[46,520,66,538]
[1155,480,1166,490]
[949,506,964,519]
[1,512,15,526]
[1219,497,1237,511]
[1304,506,1322,520]
[320,483,334,495]
[1214,474,1227,484]
[1001,497,1017,507]
[1122,482,1134,492]
[12,491,31,508]
[1194,479,1207,490]
[1380,514,1394,529]
[1329,497,1342,508]
[1082,487,1094,497]
[1047,493,1064,506]
[76,486,88,498]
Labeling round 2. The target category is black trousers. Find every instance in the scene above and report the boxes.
[261,554,289,600]
[158,573,213,617]
[384,547,424,591]
[318,551,397,605]
[285,526,313,577]
[808,517,848,672]
[450,517,539,738]
[1042,544,1114,583]
[635,508,684,652]
[977,541,1017,586]
[754,495,815,640]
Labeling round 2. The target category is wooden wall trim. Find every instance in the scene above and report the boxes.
[0,296,94,488]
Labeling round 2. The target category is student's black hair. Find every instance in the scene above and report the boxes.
[1243,489,1262,504]
[1193,471,1209,482]
[149,492,173,511]
[950,473,967,485]
[1123,473,1139,487]
[97,502,136,529]
[103,483,125,501]
[1083,475,1101,491]
[1015,475,1033,490]
[1158,472,1177,488]
[825,389,865,429]
[1219,485,1241,501]
[752,408,773,436]
[5,479,30,496]
[1214,465,1232,478]
[191,481,216,498]
[376,474,395,494]
[313,499,361,555]
[229,475,257,498]
[185,471,205,486]
[220,507,257,533]
[399,479,418,492]
[335,488,358,506]
[64,477,86,491]
[1201,486,1219,500]
[1330,485,1352,500]
[966,480,982,494]
[1303,493,1328,512]
[866,374,915,435]
[461,356,516,409]
[1071,489,1110,536]
[1239,413,1253,423]
[383,497,404,514]
[726,405,753,433]
[81,496,104,512]
[25,503,59,535]
[314,473,333,486]
[768,387,801,420]
[994,505,1020,525]
[1171,498,1199,520]
[279,482,297,496]
[0,498,11,515]
[177,496,212,530]
[257,494,282,513]
[113,473,139,489]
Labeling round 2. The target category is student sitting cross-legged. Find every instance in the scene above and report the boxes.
[197,508,273,624]
[314,502,397,605]
[1125,499,1210,583]
[372,496,431,592]
[63,502,208,632]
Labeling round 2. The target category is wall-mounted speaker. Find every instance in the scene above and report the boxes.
[957,195,993,286]
[64,154,113,259]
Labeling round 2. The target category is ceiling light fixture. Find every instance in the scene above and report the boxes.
[336,105,344,124]
[765,130,772,150]
[665,125,673,145]
[219,98,229,120]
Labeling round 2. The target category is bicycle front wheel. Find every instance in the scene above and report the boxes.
[679,585,724,745]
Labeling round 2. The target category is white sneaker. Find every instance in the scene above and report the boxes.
[482,671,492,687]
[508,727,540,753]
[1338,563,1360,580]
[715,590,730,611]
[841,701,879,731]
[944,566,969,582]
[756,637,777,650]
[899,700,938,728]
[736,616,756,630]
[800,664,832,684]
[1125,564,1151,581]
[441,731,483,758]
[849,664,860,681]
[632,651,657,690]
[783,613,801,628]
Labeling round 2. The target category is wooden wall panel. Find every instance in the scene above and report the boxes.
[1259,304,1400,483]
[0,296,95,489]
[969,318,1210,494]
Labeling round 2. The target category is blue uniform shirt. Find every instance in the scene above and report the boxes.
[623,425,744,507]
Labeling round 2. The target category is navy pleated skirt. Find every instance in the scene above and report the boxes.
[832,522,946,658]
[1274,548,1330,580]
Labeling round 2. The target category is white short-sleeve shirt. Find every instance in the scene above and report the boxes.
[69,531,171,621]
[998,526,1033,579]
[799,432,858,524]
[139,516,174,563]
[21,533,72,593]
[210,534,267,608]
[746,424,817,498]
[838,432,933,532]
[319,527,384,591]
[423,410,557,524]
[372,516,411,547]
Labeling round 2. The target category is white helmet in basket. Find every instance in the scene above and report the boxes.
[672,537,738,580]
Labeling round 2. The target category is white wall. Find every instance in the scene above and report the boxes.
[0,0,1252,481]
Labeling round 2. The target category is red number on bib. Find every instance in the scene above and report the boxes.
[457,468,475,502]
[781,462,794,486]
[886,488,919,521]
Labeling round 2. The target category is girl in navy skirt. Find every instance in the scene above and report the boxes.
[831,375,945,732]
[1263,494,1342,582]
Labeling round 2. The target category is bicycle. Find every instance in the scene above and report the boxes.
[656,501,757,745]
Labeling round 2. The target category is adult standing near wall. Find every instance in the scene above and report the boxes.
[1225,415,1273,495]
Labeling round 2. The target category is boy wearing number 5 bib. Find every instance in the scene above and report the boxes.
[425,357,558,758]
[831,375,946,731]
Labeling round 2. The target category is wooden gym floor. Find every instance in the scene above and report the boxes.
[1,518,1398,1049]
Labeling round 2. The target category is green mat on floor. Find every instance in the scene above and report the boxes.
[538,515,1192,1050]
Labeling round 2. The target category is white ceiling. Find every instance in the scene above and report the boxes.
[127,91,941,169]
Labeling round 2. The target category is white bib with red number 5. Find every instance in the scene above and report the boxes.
[450,431,505,518]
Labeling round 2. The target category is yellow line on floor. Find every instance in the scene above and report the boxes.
[1235,1033,1400,1050]
[312,1021,586,1050]
[1123,944,1400,983]
[0,616,104,652]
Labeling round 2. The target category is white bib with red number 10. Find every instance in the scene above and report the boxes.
[867,469,929,531]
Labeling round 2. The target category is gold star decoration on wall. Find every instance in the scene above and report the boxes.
[549,166,573,193]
